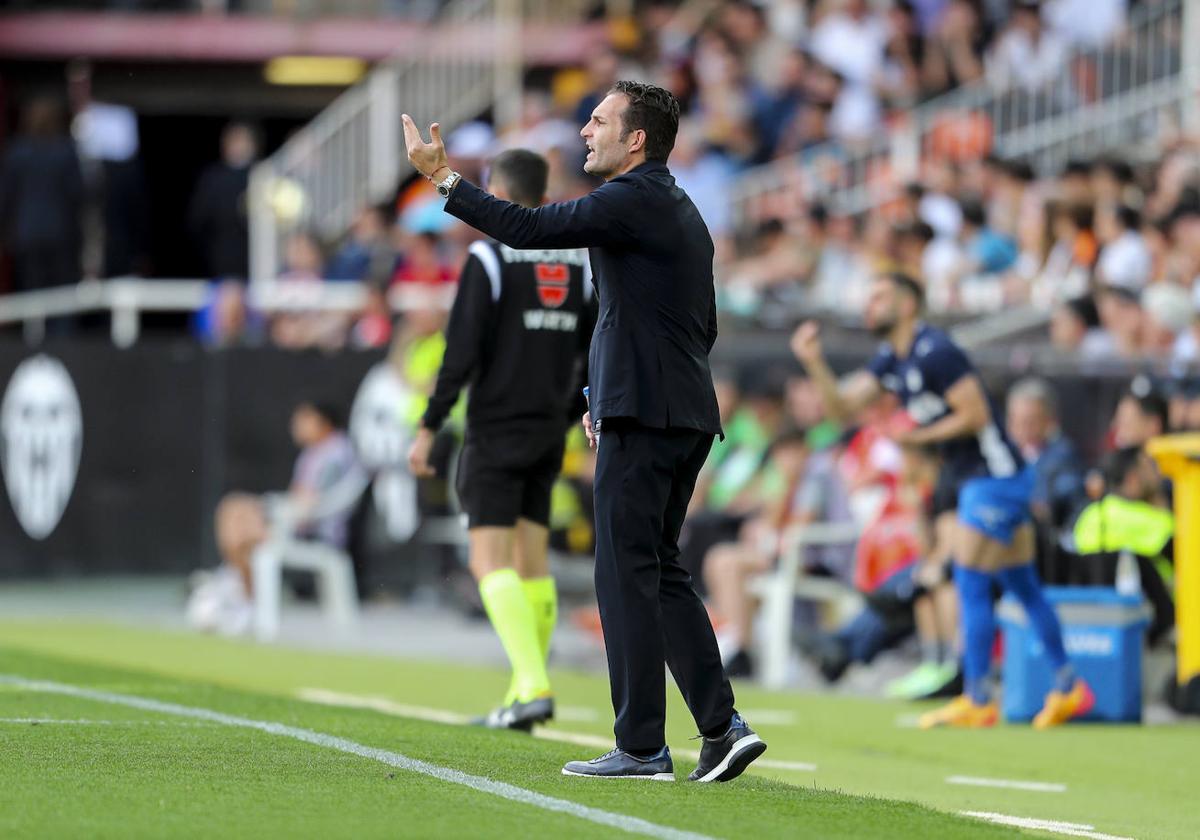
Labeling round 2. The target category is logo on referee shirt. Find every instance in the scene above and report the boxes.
[534,263,569,308]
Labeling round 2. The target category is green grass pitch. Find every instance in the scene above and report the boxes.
[0,621,1196,839]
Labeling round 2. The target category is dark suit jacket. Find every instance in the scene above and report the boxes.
[443,161,721,436]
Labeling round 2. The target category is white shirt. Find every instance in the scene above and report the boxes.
[809,12,889,85]
[987,28,1069,92]
[1097,230,1152,292]
[1044,0,1126,49]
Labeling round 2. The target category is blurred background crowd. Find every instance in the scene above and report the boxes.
[0,0,1193,702]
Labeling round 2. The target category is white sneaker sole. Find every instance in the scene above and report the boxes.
[561,769,675,781]
[694,734,766,783]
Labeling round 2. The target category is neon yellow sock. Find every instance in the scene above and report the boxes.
[522,576,558,662]
[478,569,550,702]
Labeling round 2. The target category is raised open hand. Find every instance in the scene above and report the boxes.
[401,113,450,180]
[790,320,823,366]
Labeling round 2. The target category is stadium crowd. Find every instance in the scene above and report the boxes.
[0,1,1187,700]
[679,358,1180,697]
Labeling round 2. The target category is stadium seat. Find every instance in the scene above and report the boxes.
[749,522,863,689]
[251,474,371,642]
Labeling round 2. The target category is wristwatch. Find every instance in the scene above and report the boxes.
[434,169,461,198]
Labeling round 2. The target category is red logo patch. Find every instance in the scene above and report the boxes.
[535,263,569,308]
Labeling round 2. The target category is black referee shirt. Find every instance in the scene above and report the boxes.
[422,239,596,437]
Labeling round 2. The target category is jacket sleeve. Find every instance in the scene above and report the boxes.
[705,280,718,354]
[444,177,640,250]
[568,287,598,423]
[421,254,491,432]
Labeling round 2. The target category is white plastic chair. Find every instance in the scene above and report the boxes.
[251,471,370,642]
[748,521,863,689]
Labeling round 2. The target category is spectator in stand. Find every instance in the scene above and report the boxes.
[0,96,83,293]
[1044,0,1127,50]
[814,437,938,689]
[188,400,365,636]
[1059,160,1094,206]
[960,198,1018,276]
[1069,446,1175,644]
[67,59,150,280]
[680,371,789,581]
[808,0,888,141]
[986,0,1069,95]
[1112,383,1169,449]
[1032,202,1096,305]
[749,47,809,163]
[1096,204,1152,295]
[670,118,738,259]
[1170,284,1200,369]
[1095,283,1144,359]
[882,441,964,700]
[1006,378,1087,582]
[1007,378,1086,529]
[391,231,455,287]
[1091,158,1139,214]
[572,45,622,129]
[270,232,353,351]
[193,279,264,347]
[1050,296,1118,360]
[1141,283,1192,357]
[704,425,853,679]
[919,0,986,98]
[189,121,258,280]
[325,204,398,288]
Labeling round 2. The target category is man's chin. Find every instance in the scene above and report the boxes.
[583,158,607,178]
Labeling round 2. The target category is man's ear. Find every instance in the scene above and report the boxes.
[627,128,647,155]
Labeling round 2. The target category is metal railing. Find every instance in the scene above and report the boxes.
[0,278,457,348]
[247,0,602,291]
[731,0,1191,227]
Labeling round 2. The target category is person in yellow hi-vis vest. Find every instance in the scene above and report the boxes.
[1069,446,1174,645]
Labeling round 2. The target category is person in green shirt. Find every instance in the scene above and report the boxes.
[1069,446,1174,644]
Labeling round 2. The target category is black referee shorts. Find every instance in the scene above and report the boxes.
[456,429,565,529]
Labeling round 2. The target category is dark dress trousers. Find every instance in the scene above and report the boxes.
[444,161,736,751]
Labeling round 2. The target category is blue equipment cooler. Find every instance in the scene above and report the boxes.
[999,587,1149,723]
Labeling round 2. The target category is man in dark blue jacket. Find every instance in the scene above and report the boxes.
[403,81,766,783]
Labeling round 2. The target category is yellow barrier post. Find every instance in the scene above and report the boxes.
[1146,434,1200,713]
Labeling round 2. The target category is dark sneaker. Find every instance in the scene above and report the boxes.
[562,747,675,781]
[687,713,767,783]
[473,696,554,732]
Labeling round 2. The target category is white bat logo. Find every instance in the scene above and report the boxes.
[1,355,83,540]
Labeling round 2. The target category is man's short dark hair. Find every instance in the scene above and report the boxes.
[1122,388,1169,433]
[487,148,548,209]
[884,271,926,311]
[610,80,680,163]
[1116,204,1141,231]
[1103,446,1145,490]
[765,425,810,460]
[297,399,344,430]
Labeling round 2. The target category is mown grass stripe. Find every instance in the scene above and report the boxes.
[2,674,715,840]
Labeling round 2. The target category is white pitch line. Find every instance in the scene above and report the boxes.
[3,675,714,840]
[947,775,1067,793]
[962,811,1136,840]
[0,717,216,727]
[297,688,817,773]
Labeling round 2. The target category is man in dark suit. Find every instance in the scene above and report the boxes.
[404,82,766,783]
